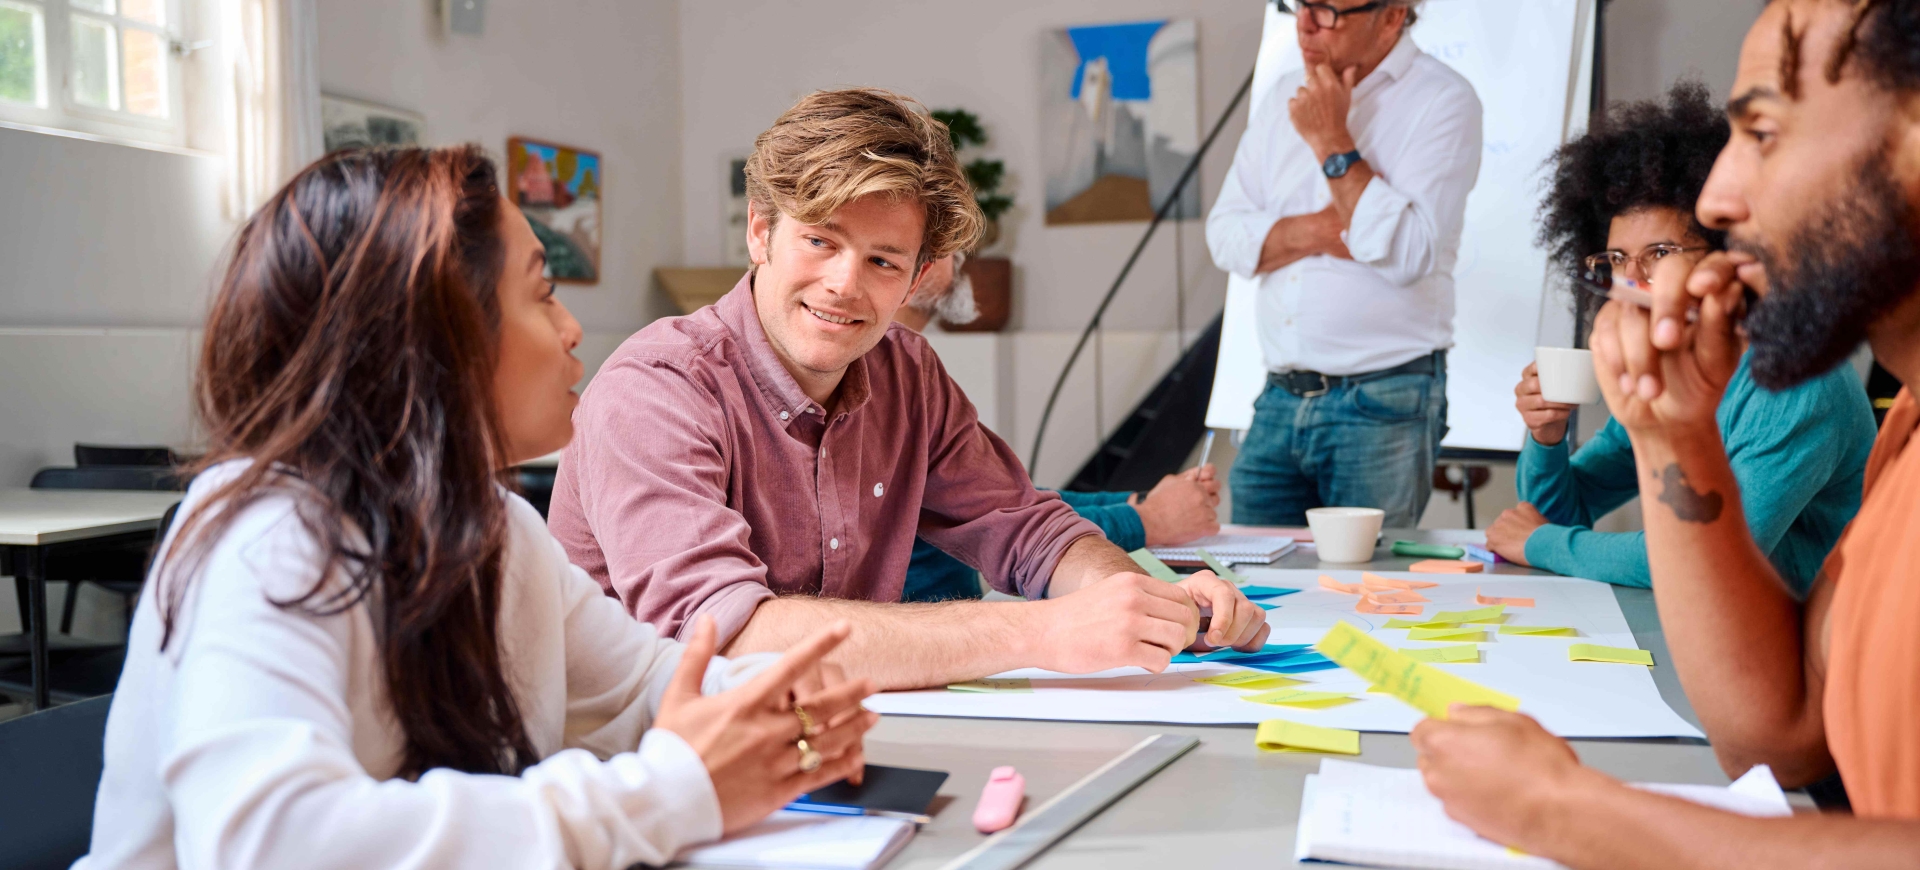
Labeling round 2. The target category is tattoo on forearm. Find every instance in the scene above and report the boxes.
[1654,463,1724,523]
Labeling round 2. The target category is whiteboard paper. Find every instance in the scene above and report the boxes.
[863,568,1703,739]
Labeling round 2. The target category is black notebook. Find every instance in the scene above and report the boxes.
[794,764,948,815]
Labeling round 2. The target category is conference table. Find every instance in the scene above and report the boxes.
[0,488,182,711]
[869,529,1773,869]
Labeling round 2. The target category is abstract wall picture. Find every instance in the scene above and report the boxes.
[724,156,752,267]
[321,94,425,153]
[1041,19,1200,225]
[508,137,602,284]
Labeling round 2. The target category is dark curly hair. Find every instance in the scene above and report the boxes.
[1773,0,1920,97]
[1537,80,1730,333]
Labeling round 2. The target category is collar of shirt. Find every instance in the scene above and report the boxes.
[1357,34,1419,98]
[714,271,875,428]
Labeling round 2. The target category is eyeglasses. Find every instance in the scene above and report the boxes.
[1582,243,1709,283]
[1275,0,1391,30]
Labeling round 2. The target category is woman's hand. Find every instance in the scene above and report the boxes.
[1514,362,1576,446]
[654,616,880,834]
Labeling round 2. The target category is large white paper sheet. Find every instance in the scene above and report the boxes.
[864,568,1704,739]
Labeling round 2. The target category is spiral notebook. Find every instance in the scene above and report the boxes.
[672,811,915,870]
[1149,534,1296,566]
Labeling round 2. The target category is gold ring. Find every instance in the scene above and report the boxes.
[793,703,818,737]
[797,738,823,773]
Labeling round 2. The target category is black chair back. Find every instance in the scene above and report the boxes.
[0,694,112,870]
[31,466,185,492]
[73,444,175,467]
[516,466,557,519]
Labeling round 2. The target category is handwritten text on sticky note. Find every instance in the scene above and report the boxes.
[1314,622,1519,719]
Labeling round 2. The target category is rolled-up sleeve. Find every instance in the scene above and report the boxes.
[1206,92,1288,280]
[568,357,775,645]
[1343,85,1483,286]
[911,354,1101,600]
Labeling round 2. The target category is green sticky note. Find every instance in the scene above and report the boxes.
[1256,718,1361,754]
[947,678,1034,693]
[1568,644,1653,666]
[1192,670,1306,690]
[1400,645,1480,663]
[1242,688,1357,709]
[1405,627,1489,643]
[1499,625,1578,637]
[1314,621,1519,719]
[1128,548,1182,582]
[1385,618,1464,629]
[1432,604,1507,624]
[1197,549,1249,584]
[1391,540,1467,559]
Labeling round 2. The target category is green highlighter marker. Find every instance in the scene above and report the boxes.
[1391,540,1467,560]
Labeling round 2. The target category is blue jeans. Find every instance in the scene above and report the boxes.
[1230,354,1448,528]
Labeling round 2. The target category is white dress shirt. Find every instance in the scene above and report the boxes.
[77,460,775,870]
[1207,35,1483,377]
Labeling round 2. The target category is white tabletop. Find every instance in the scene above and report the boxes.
[0,488,183,546]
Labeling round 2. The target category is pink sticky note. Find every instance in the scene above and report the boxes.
[1320,575,1363,595]
[1362,572,1440,590]
[1410,559,1484,574]
[1366,589,1429,604]
[1477,590,1536,607]
[1357,596,1422,615]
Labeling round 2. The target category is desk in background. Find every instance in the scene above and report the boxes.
[0,489,181,711]
[870,529,1743,869]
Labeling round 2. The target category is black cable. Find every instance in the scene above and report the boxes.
[1027,66,1258,471]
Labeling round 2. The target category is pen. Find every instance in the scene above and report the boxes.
[1198,429,1216,468]
[783,801,933,825]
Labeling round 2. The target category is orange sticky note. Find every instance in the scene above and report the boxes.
[1476,589,1536,607]
[1320,575,1364,594]
[1410,559,1484,574]
[1362,572,1439,590]
[1364,589,1429,604]
[1357,596,1422,615]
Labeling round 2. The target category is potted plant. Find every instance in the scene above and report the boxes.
[932,108,1013,332]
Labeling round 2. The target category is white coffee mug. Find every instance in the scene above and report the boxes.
[1306,507,1386,563]
[1535,346,1602,405]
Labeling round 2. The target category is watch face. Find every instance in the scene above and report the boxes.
[1324,151,1358,178]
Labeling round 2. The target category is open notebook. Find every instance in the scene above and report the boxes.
[1294,760,1790,869]
[1149,534,1296,566]
[672,811,915,870]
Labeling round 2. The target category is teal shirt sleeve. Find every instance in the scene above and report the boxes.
[1518,422,1653,587]
[1048,489,1146,551]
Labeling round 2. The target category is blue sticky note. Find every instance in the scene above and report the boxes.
[1243,658,1342,675]
[1238,585,1302,599]
[1256,601,1280,610]
[1171,643,1313,665]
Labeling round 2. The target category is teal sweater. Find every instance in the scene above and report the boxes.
[903,489,1143,603]
[1518,353,1874,596]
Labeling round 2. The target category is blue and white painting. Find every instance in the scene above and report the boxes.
[1042,19,1199,225]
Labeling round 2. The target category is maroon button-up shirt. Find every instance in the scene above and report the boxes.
[548,274,1100,644]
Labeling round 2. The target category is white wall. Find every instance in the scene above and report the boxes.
[317,0,687,334]
[1604,0,1750,104]
[676,0,1264,334]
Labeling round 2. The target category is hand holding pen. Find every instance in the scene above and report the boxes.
[1586,251,1749,438]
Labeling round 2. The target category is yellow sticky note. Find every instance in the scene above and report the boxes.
[1243,688,1357,709]
[1193,670,1307,690]
[1366,684,1392,694]
[1405,627,1489,643]
[1568,644,1653,666]
[947,678,1034,693]
[1499,625,1578,637]
[1385,618,1463,629]
[1400,645,1480,663]
[1314,621,1520,719]
[1432,604,1507,624]
[1255,719,1361,755]
[1128,548,1182,583]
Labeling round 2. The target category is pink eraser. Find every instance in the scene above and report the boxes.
[972,765,1025,833]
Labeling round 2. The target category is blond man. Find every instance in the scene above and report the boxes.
[549,89,1267,690]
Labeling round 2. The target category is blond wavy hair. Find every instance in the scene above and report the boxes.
[744,88,985,267]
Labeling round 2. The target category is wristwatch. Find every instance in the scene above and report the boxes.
[1322,149,1364,179]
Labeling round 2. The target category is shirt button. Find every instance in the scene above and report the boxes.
[873,483,884,497]
[830,537,840,550]
[779,410,790,421]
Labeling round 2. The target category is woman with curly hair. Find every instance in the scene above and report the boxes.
[75,145,877,869]
[1482,80,1875,593]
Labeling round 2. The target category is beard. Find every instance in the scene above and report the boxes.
[1741,149,1920,391]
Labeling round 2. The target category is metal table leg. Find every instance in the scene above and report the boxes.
[15,546,49,711]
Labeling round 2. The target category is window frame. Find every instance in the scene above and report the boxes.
[0,0,187,147]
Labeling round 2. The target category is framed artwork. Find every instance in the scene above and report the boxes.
[1040,19,1201,225]
[508,137,602,284]
[321,94,426,153]
[723,156,752,267]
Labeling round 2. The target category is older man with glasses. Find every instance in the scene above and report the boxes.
[1206,0,1481,529]
[1485,81,1874,594]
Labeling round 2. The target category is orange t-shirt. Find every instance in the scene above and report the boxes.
[1824,387,1920,818]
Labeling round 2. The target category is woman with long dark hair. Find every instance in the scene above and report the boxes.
[76,145,876,869]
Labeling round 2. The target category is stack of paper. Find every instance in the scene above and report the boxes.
[1151,534,1296,565]
[1293,760,1790,869]
[673,811,916,870]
